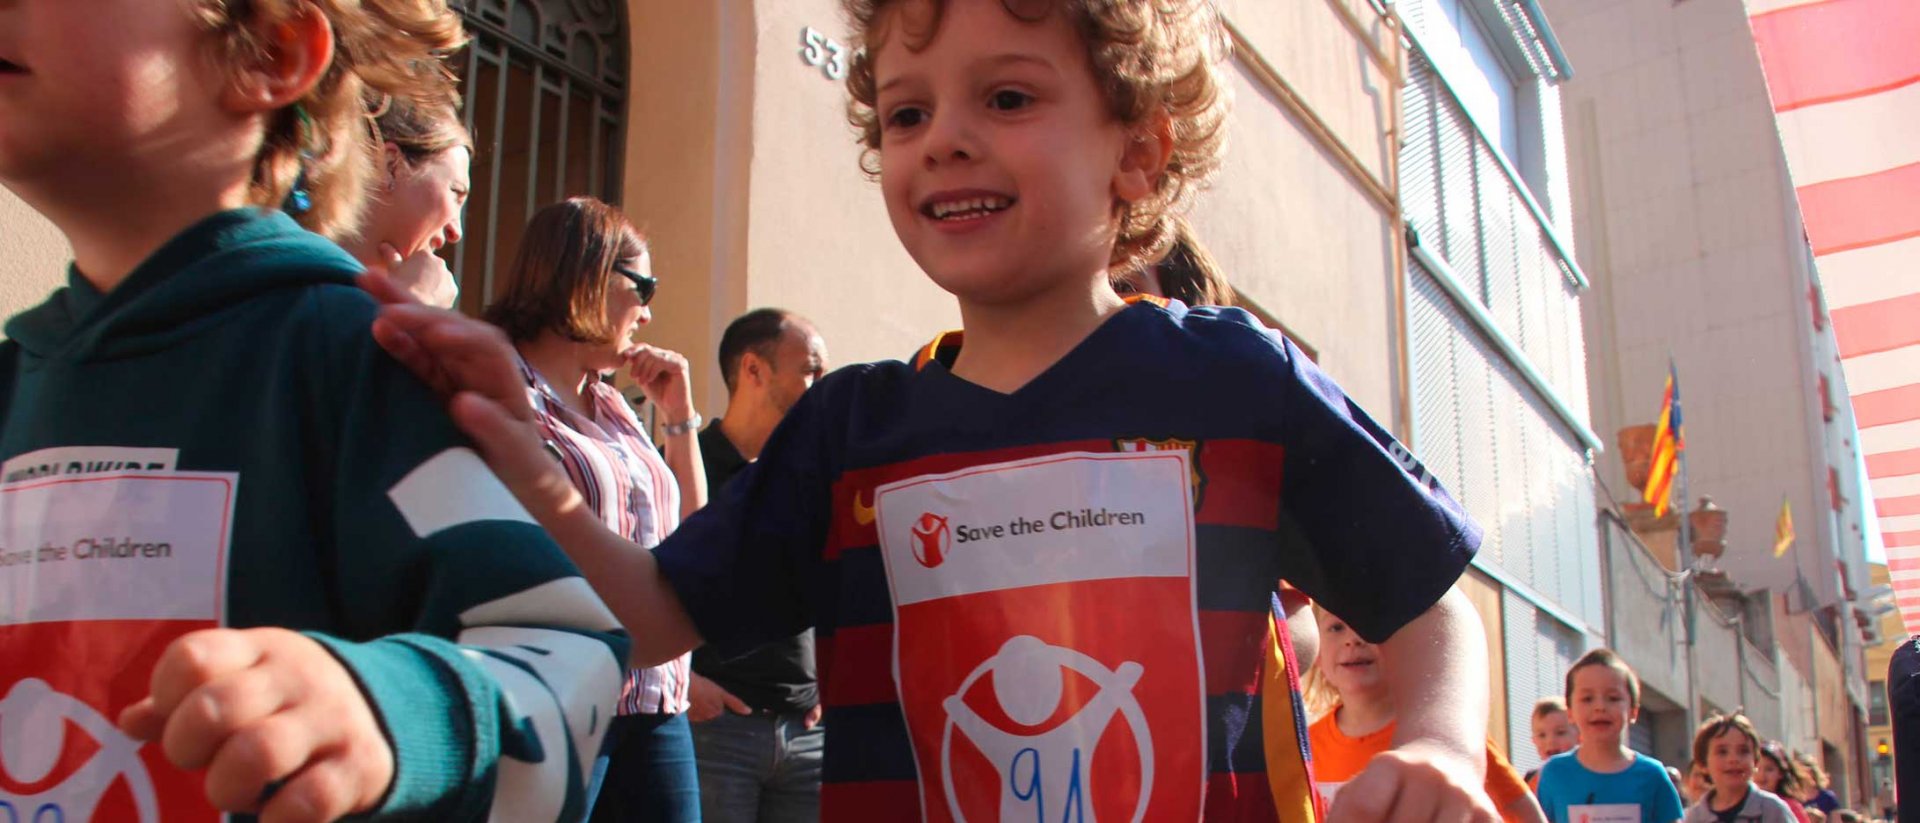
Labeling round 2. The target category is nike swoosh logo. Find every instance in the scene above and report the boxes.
[853,491,876,526]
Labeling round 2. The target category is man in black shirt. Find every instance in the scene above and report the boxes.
[689,308,829,822]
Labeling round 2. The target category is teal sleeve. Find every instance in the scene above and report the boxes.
[305,633,500,819]
[302,287,629,820]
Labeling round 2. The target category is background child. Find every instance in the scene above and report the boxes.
[365,0,1502,819]
[1689,759,1720,805]
[0,1,624,819]
[1529,696,1579,790]
[1757,742,1814,823]
[1536,649,1686,823]
[1685,713,1796,822]
[1306,605,1547,823]
[1683,760,1713,807]
[1795,753,1841,814]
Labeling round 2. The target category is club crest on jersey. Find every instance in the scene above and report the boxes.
[1112,438,1205,509]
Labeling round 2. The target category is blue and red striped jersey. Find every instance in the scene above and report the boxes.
[654,299,1479,820]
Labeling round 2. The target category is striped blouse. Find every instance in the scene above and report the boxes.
[520,356,689,716]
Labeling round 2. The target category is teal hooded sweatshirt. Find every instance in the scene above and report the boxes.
[0,209,627,821]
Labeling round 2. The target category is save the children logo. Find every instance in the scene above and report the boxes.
[0,678,161,822]
[940,636,1154,823]
[911,513,952,568]
[877,452,1208,823]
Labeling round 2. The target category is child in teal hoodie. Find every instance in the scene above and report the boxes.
[0,2,625,821]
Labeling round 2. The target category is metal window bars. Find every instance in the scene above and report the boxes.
[451,0,627,316]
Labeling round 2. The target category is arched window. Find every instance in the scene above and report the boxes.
[452,0,627,315]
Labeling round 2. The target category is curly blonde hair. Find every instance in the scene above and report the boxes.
[190,0,467,241]
[842,0,1231,273]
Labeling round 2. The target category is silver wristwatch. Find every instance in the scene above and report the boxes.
[662,412,703,438]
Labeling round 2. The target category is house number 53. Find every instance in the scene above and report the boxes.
[801,27,849,81]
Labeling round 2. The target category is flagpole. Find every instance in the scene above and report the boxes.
[1674,358,1701,737]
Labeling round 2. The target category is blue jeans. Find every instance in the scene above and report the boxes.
[588,712,701,822]
[689,711,824,823]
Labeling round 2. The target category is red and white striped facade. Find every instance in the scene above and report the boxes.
[1745,0,1920,631]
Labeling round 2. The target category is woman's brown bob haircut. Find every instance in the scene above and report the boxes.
[485,197,648,345]
[842,0,1231,274]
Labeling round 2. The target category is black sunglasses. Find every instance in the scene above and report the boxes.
[614,265,658,306]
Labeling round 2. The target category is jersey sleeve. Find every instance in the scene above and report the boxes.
[1261,330,1481,643]
[649,365,854,654]
[304,288,628,820]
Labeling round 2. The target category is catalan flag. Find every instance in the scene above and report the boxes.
[1644,365,1684,518]
[1774,497,1795,558]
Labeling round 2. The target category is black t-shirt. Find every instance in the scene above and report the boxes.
[689,421,818,714]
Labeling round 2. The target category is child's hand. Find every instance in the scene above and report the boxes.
[117,628,394,822]
[361,286,528,416]
[361,297,585,525]
[1326,742,1498,823]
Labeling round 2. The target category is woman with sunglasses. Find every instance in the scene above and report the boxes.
[484,196,707,822]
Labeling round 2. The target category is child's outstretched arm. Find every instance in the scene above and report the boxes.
[365,283,703,667]
[1326,587,1495,822]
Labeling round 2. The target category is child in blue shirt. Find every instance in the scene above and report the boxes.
[1536,649,1686,823]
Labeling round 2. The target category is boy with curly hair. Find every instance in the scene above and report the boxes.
[370,0,1495,819]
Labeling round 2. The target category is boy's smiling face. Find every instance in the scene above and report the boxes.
[1569,664,1637,747]
[869,0,1156,305]
[1705,728,1756,793]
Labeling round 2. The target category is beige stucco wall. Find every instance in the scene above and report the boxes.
[1216,0,1396,185]
[742,0,960,371]
[623,0,959,417]
[1191,60,1398,415]
[1204,0,1400,416]
[1546,0,1836,598]
[0,189,69,333]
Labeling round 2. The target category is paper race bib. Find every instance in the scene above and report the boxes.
[877,451,1206,823]
[1569,803,1641,823]
[0,471,236,822]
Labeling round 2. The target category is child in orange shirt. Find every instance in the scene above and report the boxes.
[1309,605,1548,823]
